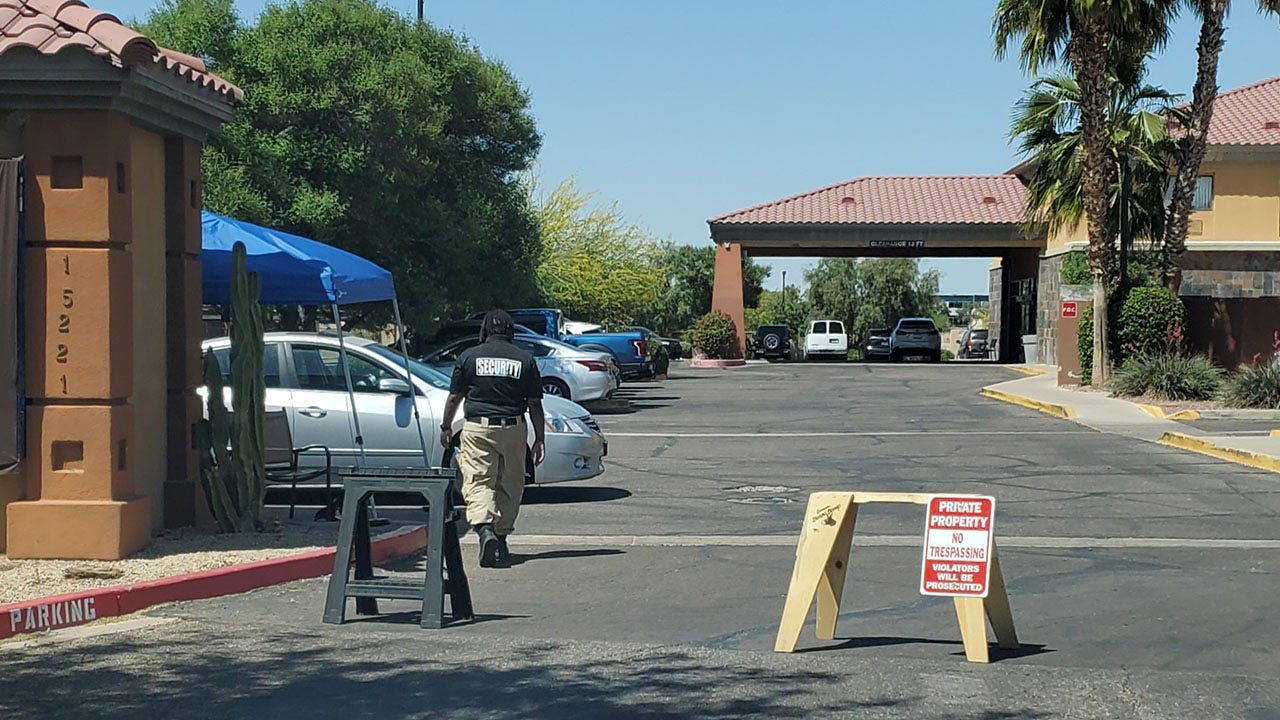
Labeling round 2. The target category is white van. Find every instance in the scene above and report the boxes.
[805,320,848,361]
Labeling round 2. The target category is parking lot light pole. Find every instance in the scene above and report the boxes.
[781,271,787,329]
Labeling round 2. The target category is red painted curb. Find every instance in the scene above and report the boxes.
[0,524,427,641]
[689,358,746,368]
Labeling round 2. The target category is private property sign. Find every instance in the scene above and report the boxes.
[919,495,995,598]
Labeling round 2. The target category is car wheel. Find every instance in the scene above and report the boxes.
[762,333,782,352]
[542,378,571,399]
[890,350,901,363]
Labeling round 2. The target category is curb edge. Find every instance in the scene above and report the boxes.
[1005,365,1048,377]
[980,387,1076,420]
[0,524,427,641]
[689,359,747,368]
[1158,432,1280,474]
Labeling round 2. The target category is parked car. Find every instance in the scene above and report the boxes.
[805,320,848,361]
[421,333,619,402]
[957,328,990,360]
[621,326,683,361]
[498,309,654,380]
[862,327,892,361]
[201,333,607,485]
[890,318,942,362]
[751,325,792,361]
[415,319,540,354]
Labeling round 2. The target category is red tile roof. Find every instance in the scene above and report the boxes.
[1201,74,1280,146]
[710,175,1028,226]
[0,0,241,103]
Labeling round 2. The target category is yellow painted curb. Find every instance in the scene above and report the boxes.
[1136,404,1167,419]
[1158,432,1280,474]
[980,387,1076,420]
[1134,404,1201,421]
[1005,365,1048,377]
[1271,429,1280,438]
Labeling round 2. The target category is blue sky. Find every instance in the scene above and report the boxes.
[106,0,1280,293]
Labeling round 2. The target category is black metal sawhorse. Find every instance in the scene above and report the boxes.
[321,467,473,628]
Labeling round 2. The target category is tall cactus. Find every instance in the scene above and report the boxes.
[195,242,266,532]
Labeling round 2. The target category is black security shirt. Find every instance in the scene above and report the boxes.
[449,336,543,419]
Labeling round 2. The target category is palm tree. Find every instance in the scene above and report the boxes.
[1012,72,1184,279]
[1161,0,1280,293]
[995,0,1176,384]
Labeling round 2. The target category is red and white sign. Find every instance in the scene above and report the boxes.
[1061,301,1078,319]
[919,495,995,598]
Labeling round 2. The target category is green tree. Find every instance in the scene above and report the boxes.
[805,258,941,342]
[1161,0,1280,291]
[746,286,810,336]
[1011,71,1182,286]
[995,0,1176,384]
[141,0,543,330]
[532,177,665,327]
[638,244,768,336]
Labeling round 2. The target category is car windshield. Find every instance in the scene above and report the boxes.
[366,345,451,390]
[899,320,936,330]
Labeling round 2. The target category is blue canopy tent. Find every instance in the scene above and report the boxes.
[201,210,429,468]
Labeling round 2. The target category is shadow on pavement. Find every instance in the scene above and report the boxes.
[344,611,531,628]
[799,637,1054,664]
[523,486,631,504]
[0,626,964,720]
[508,548,625,566]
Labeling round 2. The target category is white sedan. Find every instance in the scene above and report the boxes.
[202,333,607,485]
[422,333,619,402]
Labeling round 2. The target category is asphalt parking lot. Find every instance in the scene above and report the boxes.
[4,362,1280,719]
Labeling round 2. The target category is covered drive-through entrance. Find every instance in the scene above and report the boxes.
[708,175,1043,362]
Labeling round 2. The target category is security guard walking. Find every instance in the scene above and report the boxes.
[440,310,545,568]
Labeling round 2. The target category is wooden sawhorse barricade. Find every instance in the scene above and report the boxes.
[775,491,1018,663]
[322,467,473,628]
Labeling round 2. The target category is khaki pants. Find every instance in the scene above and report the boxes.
[457,419,527,535]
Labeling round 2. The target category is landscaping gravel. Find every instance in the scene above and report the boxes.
[0,518,337,605]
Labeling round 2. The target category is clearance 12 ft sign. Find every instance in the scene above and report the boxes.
[919,495,995,597]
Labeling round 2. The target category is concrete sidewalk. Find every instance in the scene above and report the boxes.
[984,372,1280,473]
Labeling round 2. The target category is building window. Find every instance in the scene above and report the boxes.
[1192,175,1213,211]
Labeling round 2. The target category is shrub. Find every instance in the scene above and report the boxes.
[1221,365,1280,409]
[1062,250,1162,288]
[1061,252,1091,285]
[1109,351,1223,401]
[652,338,670,376]
[1078,305,1094,385]
[941,349,955,361]
[690,310,737,359]
[1116,286,1184,358]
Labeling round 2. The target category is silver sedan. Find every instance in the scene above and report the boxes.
[422,333,619,402]
[202,333,607,485]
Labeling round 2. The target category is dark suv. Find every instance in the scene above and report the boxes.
[751,325,792,361]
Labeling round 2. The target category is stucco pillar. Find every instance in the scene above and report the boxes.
[6,110,151,560]
[163,137,204,528]
[710,242,746,358]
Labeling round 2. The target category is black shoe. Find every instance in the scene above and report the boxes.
[496,535,511,565]
[477,525,500,568]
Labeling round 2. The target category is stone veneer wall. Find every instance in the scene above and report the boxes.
[1037,254,1065,367]
[1181,251,1280,298]
[987,265,1002,360]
